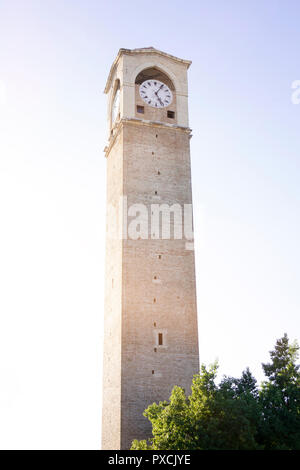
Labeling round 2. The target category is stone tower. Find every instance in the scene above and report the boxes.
[102,47,199,450]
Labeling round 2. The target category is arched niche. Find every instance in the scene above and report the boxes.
[135,67,175,91]
[131,61,180,93]
[110,78,120,109]
[133,65,177,124]
[109,78,121,129]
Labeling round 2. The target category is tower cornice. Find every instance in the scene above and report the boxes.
[104,47,192,94]
[104,117,192,158]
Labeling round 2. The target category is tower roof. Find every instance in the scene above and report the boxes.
[104,47,192,94]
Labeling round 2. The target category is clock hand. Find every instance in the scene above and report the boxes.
[154,90,164,106]
[155,84,164,96]
[154,85,164,106]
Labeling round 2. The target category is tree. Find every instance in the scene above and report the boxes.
[258,334,300,449]
[131,363,261,450]
[131,335,300,450]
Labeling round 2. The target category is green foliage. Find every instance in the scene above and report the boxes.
[131,439,150,450]
[130,334,300,450]
[258,333,300,449]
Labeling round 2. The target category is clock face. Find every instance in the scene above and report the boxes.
[111,89,120,124]
[139,80,173,108]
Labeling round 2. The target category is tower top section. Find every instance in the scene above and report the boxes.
[104,47,192,94]
[105,47,192,133]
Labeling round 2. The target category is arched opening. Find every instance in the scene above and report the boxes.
[111,79,120,128]
[135,67,175,91]
[134,67,177,123]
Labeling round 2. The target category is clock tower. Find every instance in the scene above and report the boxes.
[102,47,199,450]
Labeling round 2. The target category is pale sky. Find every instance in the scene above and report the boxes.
[0,0,299,449]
